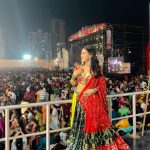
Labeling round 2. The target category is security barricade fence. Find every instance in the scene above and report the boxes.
[0,90,150,150]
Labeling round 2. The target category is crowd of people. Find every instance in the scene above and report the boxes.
[0,68,149,149]
[0,68,73,149]
[106,75,149,136]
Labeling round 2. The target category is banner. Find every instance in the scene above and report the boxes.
[118,63,131,74]
[108,56,131,74]
[108,57,124,73]
[146,40,150,74]
[68,23,106,42]
[68,32,80,42]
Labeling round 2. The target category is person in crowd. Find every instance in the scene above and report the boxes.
[23,86,36,103]
[50,105,60,130]
[42,105,46,125]
[19,111,29,133]
[35,86,46,102]
[52,135,67,150]
[21,99,29,114]
[33,108,45,131]
[10,110,20,130]
[11,130,23,150]
[118,104,131,117]
[38,133,56,150]
[7,89,16,105]
[59,116,68,146]
[0,113,5,138]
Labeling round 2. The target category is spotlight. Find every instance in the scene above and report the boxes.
[23,54,31,60]
[34,57,38,61]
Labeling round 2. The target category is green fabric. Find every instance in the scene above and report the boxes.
[67,102,120,150]
[118,107,130,116]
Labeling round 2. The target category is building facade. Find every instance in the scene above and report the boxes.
[28,19,65,61]
[28,29,51,60]
[50,19,65,59]
[0,27,5,59]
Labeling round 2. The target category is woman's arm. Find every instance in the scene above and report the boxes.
[70,65,84,87]
[70,75,77,86]
[91,88,98,94]
[83,76,106,96]
[83,88,98,96]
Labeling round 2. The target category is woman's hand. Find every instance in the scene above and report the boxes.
[73,65,84,78]
[83,89,95,96]
[70,65,84,86]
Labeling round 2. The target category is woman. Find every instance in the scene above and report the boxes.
[67,46,130,150]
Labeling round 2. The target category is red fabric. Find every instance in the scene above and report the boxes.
[78,76,112,133]
[96,136,130,150]
[146,40,150,74]
[23,91,35,103]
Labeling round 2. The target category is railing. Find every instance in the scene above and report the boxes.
[0,100,72,150]
[0,90,150,150]
[107,90,150,136]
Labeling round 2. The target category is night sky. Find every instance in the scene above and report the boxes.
[0,0,149,58]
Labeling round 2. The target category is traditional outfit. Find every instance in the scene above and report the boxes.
[68,74,130,150]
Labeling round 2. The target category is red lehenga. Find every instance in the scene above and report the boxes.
[68,75,130,150]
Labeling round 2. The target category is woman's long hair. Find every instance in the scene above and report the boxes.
[83,46,102,78]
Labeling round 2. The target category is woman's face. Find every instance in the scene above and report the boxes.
[81,48,91,64]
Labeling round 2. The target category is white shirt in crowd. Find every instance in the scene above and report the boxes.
[8,92,16,104]
[50,108,60,129]
[59,131,67,145]
[39,89,46,101]
[54,95,61,106]
[11,137,27,150]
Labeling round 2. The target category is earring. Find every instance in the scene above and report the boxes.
[88,58,91,67]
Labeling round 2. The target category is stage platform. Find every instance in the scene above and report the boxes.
[124,131,150,150]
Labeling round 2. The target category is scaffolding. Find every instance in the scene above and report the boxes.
[68,23,148,74]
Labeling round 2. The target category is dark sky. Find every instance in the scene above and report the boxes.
[0,0,149,58]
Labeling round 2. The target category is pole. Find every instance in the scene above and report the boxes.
[129,94,140,140]
[5,109,10,150]
[141,71,150,136]
[46,104,50,150]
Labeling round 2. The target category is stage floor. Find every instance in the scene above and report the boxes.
[124,131,150,150]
